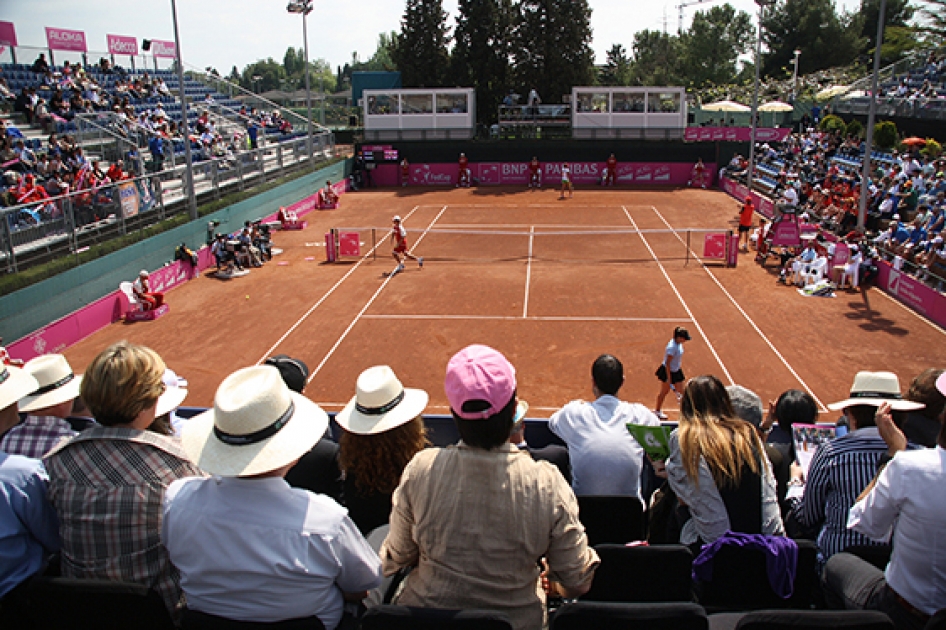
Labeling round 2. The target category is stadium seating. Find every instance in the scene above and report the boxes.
[576,495,646,546]
[708,609,895,630]
[581,544,694,603]
[550,601,709,630]
[359,605,514,630]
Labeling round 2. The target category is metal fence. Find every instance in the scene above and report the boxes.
[1,132,334,274]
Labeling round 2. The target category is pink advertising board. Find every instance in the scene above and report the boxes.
[876,262,946,329]
[107,34,138,56]
[261,179,348,224]
[685,127,792,143]
[151,39,177,58]
[721,176,777,220]
[45,27,87,52]
[371,162,713,187]
[0,22,17,46]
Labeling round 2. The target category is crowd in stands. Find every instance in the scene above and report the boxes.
[723,128,946,292]
[0,334,942,629]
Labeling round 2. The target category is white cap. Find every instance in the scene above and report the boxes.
[392,215,401,222]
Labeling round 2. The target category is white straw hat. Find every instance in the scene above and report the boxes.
[335,365,428,435]
[155,369,188,418]
[18,354,83,413]
[182,365,328,476]
[827,371,925,412]
[0,364,40,413]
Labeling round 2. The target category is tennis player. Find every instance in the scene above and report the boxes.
[458,153,471,188]
[689,158,707,188]
[391,215,423,275]
[604,153,617,186]
[654,326,691,419]
[528,157,541,189]
[560,163,573,199]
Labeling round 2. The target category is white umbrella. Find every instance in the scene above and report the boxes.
[815,85,850,100]
[701,99,751,112]
[758,101,794,112]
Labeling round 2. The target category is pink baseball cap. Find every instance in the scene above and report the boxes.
[445,345,516,420]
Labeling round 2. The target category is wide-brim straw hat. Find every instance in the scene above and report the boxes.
[182,365,328,477]
[335,365,428,435]
[155,369,188,418]
[0,364,40,413]
[18,354,83,413]
[827,371,925,412]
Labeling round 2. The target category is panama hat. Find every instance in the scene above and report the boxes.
[18,354,83,413]
[335,365,428,435]
[0,364,40,413]
[827,371,925,412]
[182,365,328,477]
[155,369,188,418]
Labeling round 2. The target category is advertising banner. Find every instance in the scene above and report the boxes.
[150,39,177,58]
[45,27,87,52]
[876,263,946,329]
[107,34,138,56]
[685,127,792,143]
[0,21,17,46]
[721,176,776,220]
[118,182,139,218]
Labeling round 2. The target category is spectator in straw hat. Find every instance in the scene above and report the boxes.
[380,344,598,630]
[786,371,924,569]
[334,365,429,537]
[43,342,202,620]
[163,365,381,628]
[1,354,82,458]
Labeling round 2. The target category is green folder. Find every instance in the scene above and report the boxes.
[626,424,674,462]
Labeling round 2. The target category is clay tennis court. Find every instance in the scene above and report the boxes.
[62,186,945,419]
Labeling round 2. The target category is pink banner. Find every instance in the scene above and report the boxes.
[0,21,17,46]
[107,34,138,56]
[685,127,791,143]
[45,27,87,52]
[262,179,349,224]
[371,162,714,187]
[150,39,177,58]
[721,176,776,220]
[876,262,946,329]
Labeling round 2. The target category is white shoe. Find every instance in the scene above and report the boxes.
[418,257,424,268]
[655,410,668,420]
[393,264,404,275]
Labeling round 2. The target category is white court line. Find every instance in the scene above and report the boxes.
[255,205,421,364]
[623,206,735,385]
[436,223,643,229]
[523,226,534,318]
[362,314,693,323]
[307,205,449,383]
[872,286,946,336]
[649,205,829,412]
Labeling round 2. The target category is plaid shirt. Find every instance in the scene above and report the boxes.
[44,426,203,618]
[0,415,77,459]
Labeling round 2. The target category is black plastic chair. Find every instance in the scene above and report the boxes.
[709,609,895,630]
[577,496,646,546]
[696,539,818,612]
[182,609,325,629]
[551,601,708,630]
[842,544,892,572]
[582,544,694,603]
[14,577,175,630]
[927,609,946,630]
[359,605,514,630]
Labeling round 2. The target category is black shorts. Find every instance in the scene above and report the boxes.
[738,224,751,233]
[656,364,685,384]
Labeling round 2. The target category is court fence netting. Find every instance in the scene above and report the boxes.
[325,227,739,267]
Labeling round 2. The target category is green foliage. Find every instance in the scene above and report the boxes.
[600,44,633,86]
[451,0,515,124]
[819,114,846,133]
[678,4,754,88]
[858,0,915,52]
[630,29,683,86]
[922,138,943,158]
[845,118,864,138]
[513,0,595,104]
[874,120,898,148]
[762,0,865,77]
[919,0,946,44]
[239,58,286,93]
[393,0,451,87]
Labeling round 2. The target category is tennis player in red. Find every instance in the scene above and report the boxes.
[400,158,410,187]
[604,153,618,186]
[391,215,423,275]
[458,153,471,188]
[528,157,541,189]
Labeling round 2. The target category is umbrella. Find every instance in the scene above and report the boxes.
[815,85,850,100]
[901,137,927,147]
[758,101,794,112]
[701,99,751,112]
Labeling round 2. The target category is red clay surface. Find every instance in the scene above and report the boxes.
[63,186,945,420]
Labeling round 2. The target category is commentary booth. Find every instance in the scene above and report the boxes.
[572,86,687,141]
[362,88,476,142]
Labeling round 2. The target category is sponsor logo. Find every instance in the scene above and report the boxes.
[635,165,654,181]
[49,30,85,44]
[108,36,137,54]
[411,165,452,185]
[502,163,528,176]
[152,40,176,56]
[654,165,671,181]
[478,163,500,185]
[32,335,47,356]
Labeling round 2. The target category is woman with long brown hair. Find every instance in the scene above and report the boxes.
[666,375,784,547]
[335,365,429,536]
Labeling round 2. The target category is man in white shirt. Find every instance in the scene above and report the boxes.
[162,365,381,629]
[549,354,659,499]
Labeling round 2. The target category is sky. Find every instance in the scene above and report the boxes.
[3,0,863,76]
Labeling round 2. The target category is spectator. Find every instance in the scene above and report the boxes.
[787,371,924,568]
[0,354,82,458]
[163,365,381,628]
[899,368,946,447]
[508,401,571,484]
[665,375,784,548]
[765,389,819,471]
[333,365,429,537]
[549,354,659,499]
[727,385,790,513]
[44,341,204,620]
[31,53,49,75]
[380,345,599,630]
[133,270,164,310]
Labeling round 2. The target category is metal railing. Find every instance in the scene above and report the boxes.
[1,133,335,276]
[876,245,946,294]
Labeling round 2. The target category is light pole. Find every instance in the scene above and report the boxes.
[252,74,262,94]
[170,0,197,221]
[746,0,776,197]
[287,0,314,160]
[858,0,887,233]
[791,49,801,102]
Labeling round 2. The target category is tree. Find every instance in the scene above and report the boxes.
[601,44,633,86]
[679,4,753,88]
[239,59,286,93]
[630,29,683,86]
[859,0,915,51]
[762,0,865,76]
[283,47,304,76]
[451,0,515,124]
[917,0,946,46]
[392,0,451,87]
[513,0,595,106]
